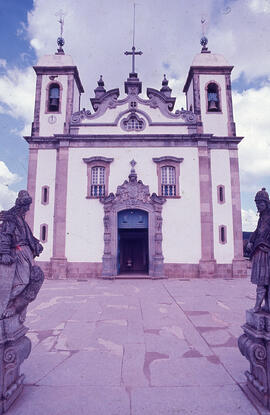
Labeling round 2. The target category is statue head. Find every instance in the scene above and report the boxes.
[15,190,32,214]
[255,187,270,213]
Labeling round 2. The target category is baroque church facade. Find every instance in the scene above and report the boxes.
[25,39,246,280]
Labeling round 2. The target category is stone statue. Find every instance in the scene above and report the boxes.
[0,190,44,414]
[246,188,270,313]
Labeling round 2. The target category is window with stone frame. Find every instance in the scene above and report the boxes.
[91,166,105,197]
[161,166,176,197]
[83,156,114,199]
[153,156,184,198]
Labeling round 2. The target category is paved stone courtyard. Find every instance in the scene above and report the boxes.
[6,276,269,414]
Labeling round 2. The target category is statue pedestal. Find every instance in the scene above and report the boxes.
[238,309,270,408]
[0,314,31,414]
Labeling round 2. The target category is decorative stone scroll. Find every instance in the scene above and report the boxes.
[100,162,166,278]
[0,190,44,414]
[238,310,270,407]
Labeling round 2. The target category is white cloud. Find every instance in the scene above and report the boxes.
[0,161,20,186]
[249,0,270,13]
[0,162,21,211]
[0,66,35,133]
[242,208,258,232]
[233,86,270,177]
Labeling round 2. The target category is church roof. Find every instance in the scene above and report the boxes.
[192,51,230,67]
[36,53,74,67]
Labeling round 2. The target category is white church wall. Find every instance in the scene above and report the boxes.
[76,101,189,135]
[199,74,228,136]
[34,149,57,261]
[162,148,201,263]
[211,149,234,263]
[76,123,189,135]
[65,146,201,263]
[39,74,68,136]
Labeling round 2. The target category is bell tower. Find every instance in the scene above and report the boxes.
[183,36,236,137]
[31,15,84,137]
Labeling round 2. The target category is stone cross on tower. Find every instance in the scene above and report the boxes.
[55,9,66,53]
[124,4,142,74]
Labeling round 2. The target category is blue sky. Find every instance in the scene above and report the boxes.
[0,0,270,231]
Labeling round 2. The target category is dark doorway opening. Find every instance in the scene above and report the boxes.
[118,229,148,274]
[117,209,149,275]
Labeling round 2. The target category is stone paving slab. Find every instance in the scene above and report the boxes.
[5,277,268,414]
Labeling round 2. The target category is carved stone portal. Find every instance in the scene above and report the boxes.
[100,164,166,278]
[238,310,270,408]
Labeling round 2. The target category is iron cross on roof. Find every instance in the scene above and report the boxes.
[124,46,143,74]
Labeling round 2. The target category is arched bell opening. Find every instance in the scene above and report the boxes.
[117,209,149,274]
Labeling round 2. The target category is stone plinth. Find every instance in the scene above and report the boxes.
[0,314,31,414]
[238,309,270,408]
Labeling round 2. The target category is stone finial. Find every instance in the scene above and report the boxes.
[200,36,211,54]
[129,159,137,182]
[94,75,106,98]
[160,74,172,97]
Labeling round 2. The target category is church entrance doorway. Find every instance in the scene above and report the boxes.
[118,209,149,274]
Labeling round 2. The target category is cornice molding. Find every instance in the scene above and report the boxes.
[33,65,84,93]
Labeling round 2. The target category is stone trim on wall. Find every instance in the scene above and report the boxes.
[225,74,236,136]
[64,75,75,134]
[229,148,243,257]
[36,260,246,280]
[32,74,42,136]
[33,66,84,93]
[26,146,38,229]
[183,66,234,93]
[50,143,69,279]
[198,143,216,277]
[24,133,243,149]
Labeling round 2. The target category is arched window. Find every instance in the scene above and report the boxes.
[121,113,145,131]
[207,82,220,112]
[41,185,49,205]
[217,185,225,204]
[161,166,176,196]
[219,225,227,244]
[123,115,144,131]
[91,166,105,197]
[40,224,48,243]
[48,83,60,112]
